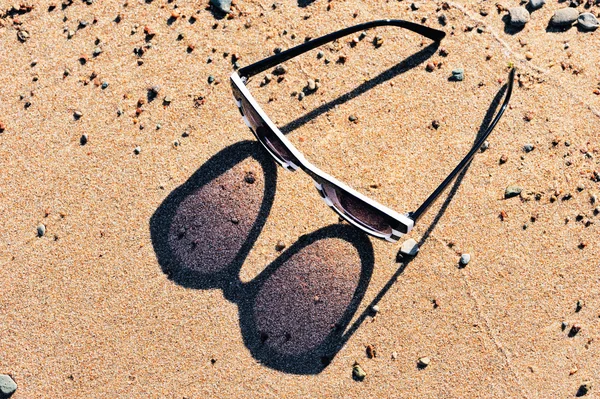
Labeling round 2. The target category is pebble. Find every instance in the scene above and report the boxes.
[391,351,398,360]
[509,7,530,27]
[93,47,102,56]
[37,223,46,237]
[101,81,108,89]
[17,30,30,41]
[316,51,324,59]
[578,381,592,396]
[275,241,286,251]
[459,253,471,266]
[371,304,379,314]
[298,92,305,100]
[570,323,581,336]
[417,356,431,368]
[0,374,17,397]
[576,299,584,312]
[505,185,523,198]
[529,0,545,9]
[210,0,231,13]
[134,146,141,155]
[307,79,317,91]
[525,51,533,60]
[163,96,172,104]
[550,8,579,27]
[451,68,464,81]
[80,134,88,145]
[400,238,419,257]
[480,140,490,152]
[373,36,384,48]
[74,110,83,119]
[499,154,508,164]
[208,75,215,84]
[524,143,535,152]
[352,363,366,381]
[348,114,358,122]
[578,13,600,31]
[273,65,287,75]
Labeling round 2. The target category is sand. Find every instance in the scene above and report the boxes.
[1,0,599,398]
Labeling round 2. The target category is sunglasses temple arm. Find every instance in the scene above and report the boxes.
[237,19,445,80]
[409,67,516,224]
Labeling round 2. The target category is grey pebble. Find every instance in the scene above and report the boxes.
[208,75,215,84]
[550,8,579,27]
[210,0,231,13]
[509,7,530,27]
[17,30,30,41]
[92,47,102,56]
[37,223,46,237]
[134,146,141,155]
[505,185,523,198]
[524,143,535,152]
[316,51,324,59]
[451,68,464,81]
[400,238,419,257]
[459,253,471,266]
[298,92,305,100]
[480,140,490,152]
[578,13,600,31]
[101,81,108,89]
[0,374,17,397]
[528,0,545,10]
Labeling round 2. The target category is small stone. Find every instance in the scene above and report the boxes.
[93,47,102,56]
[576,299,584,312]
[133,146,141,155]
[371,305,379,314]
[298,92,305,100]
[525,51,533,60]
[505,185,522,198]
[366,344,376,358]
[101,81,108,89]
[156,124,161,130]
[529,0,545,9]
[431,120,440,129]
[352,363,366,381]
[509,7,530,27]
[400,238,419,257]
[411,2,420,10]
[459,253,471,267]
[373,36,384,48]
[307,79,316,91]
[275,241,286,251]
[550,8,579,27]
[348,114,358,122]
[163,96,172,104]
[417,356,431,368]
[561,321,569,330]
[426,62,435,72]
[578,13,599,31]
[80,134,88,145]
[451,68,464,81]
[208,75,215,84]
[210,0,231,13]
[499,154,508,164]
[524,144,535,152]
[577,381,592,396]
[37,223,46,237]
[480,140,490,152]
[74,110,83,119]
[391,351,398,360]
[244,172,255,184]
[0,374,17,397]
[273,65,287,75]
[317,51,324,59]
[17,30,30,41]
[569,323,581,336]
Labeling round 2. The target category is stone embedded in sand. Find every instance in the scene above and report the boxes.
[578,13,600,31]
[418,356,431,368]
[529,0,546,9]
[37,224,46,237]
[352,363,366,381]
[459,253,471,267]
[509,7,530,27]
[505,185,522,198]
[400,238,419,257]
[210,0,231,13]
[451,68,464,81]
[550,8,579,27]
[0,374,17,397]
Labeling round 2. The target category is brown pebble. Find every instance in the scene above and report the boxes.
[244,172,255,184]
[366,344,376,358]
[0,122,5,132]
[499,154,508,164]
[426,62,435,72]
[499,210,508,221]
[524,111,534,122]
[275,241,286,251]
[431,120,440,129]
[525,51,533,60]
[570,323,582,335]
[439,48,449,57]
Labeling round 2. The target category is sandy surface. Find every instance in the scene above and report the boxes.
[1,0,599,398]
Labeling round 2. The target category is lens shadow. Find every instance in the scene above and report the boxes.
[149,140,277,291]
[237,224,374,375]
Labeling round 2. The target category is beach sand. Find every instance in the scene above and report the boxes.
[1,0,599,397]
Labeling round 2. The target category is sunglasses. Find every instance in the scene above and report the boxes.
[231,19,515,242]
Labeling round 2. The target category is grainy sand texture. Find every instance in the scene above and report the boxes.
[1,0,600,398]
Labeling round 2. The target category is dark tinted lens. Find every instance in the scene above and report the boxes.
[321,182,392,235]
[231,83,299,166]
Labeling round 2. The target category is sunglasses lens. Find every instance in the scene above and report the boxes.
[320,182,393,236]
[231,83,299,167]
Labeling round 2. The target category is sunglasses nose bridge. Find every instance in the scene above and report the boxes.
[313,180,334,207]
